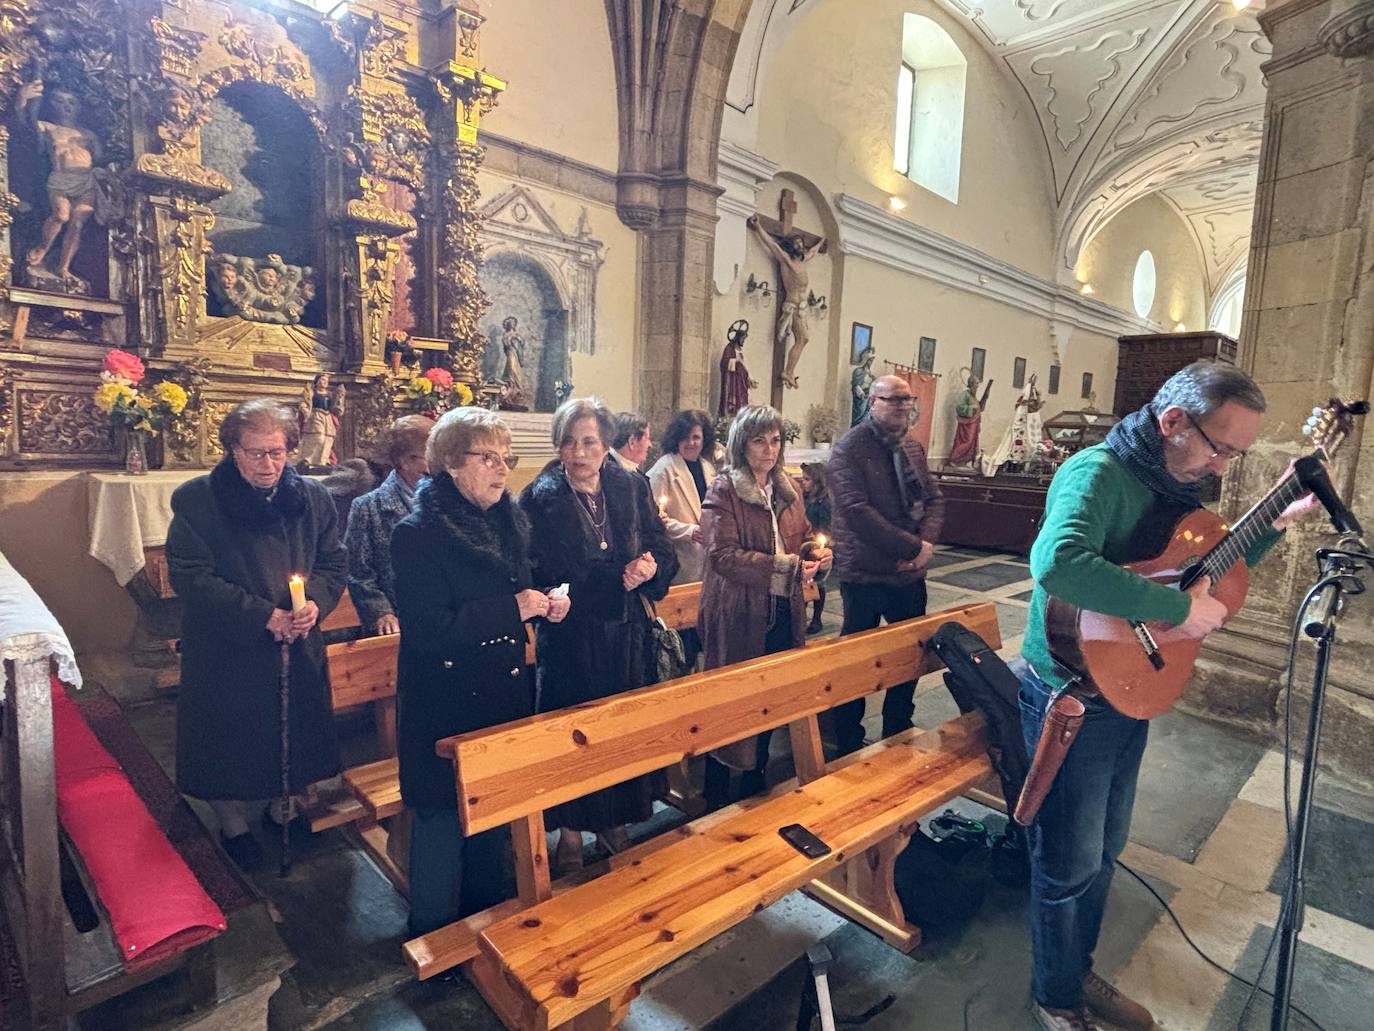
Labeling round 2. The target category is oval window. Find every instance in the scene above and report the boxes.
[1133,250,1157,319]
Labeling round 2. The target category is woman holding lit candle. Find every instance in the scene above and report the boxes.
[697,405,831,807]
[799,461,832,635]
[166,398,347,872]
[647,409,717,585]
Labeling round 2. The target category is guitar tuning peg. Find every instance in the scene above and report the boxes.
[1312,406,1325,417]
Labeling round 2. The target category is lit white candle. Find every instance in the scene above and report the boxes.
[658,493,668,515]
[815,533,828,550]
[288,574,307,615]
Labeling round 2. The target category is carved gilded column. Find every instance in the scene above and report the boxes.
[430,9,505,384]
[329,9,423,376]
[1191,0,1374,783]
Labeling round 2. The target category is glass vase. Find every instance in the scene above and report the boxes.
[123,429,149,476]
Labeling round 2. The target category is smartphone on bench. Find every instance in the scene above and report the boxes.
[778,823,832,859]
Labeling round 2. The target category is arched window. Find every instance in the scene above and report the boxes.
[1132,250,1157,319]
[1209,271,1245,338]
[892,15,966,203]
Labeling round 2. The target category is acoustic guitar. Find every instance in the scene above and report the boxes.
[1044,399,1365,719]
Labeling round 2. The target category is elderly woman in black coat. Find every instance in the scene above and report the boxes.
[167,398,347,872]
[520,396,677,872]
[391,407,570,936]
[345,414,433,636]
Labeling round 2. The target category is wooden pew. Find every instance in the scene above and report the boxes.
[313,582,710,865]
[406,602,999,1029]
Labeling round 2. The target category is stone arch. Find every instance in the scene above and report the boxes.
[478,250,571,413]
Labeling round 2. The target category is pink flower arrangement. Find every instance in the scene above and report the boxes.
[101,349,145,385]
[422,367,454,390]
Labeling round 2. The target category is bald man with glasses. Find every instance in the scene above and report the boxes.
[826,375,945,756]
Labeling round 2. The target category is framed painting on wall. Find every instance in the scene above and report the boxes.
[970,346,986,381]
[851,323,873,364]
[1082,371,1094,400]
[1013,356,1027,389]
[918,336,937,372]
[1049,364,1061,394]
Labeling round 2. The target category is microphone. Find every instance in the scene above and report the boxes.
[1303,531,1368,639]
[1294,454,1363,536]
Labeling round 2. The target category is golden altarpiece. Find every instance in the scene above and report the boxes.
[0,0,504,470]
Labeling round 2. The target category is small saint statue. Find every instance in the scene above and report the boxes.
[850,349,877,426]
[718,319,757,419]
[947,372,993,468]
[499,316,530,410]
[18,79,118,293]
[298,373,344,467]
[747,214,827,389]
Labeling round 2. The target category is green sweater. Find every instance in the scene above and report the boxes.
[1021,444,1282,695]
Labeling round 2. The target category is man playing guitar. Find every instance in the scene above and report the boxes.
[1019,362,1324,1031]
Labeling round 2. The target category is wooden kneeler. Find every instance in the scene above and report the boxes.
[415,601,1000,1029]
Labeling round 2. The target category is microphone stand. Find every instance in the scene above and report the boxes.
[1270,534,1370,1031]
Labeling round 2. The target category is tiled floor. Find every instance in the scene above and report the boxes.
[84,547,1374,1031]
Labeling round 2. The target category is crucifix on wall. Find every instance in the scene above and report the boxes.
[747,188,828,405]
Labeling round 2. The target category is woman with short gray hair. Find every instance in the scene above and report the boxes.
[391,406,567,935]
[519,396,678,870]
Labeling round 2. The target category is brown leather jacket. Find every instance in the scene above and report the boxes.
[828,418,945,585]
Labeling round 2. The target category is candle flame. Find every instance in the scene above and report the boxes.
[289,574,304,586]
[816,533,827,548]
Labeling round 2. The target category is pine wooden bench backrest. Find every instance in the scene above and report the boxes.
[439,602,1000,905]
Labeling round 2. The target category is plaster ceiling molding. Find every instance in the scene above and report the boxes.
[725,0,815,116]
[1060,117,1264,274]
[833,192,1154,338]
[1005,14,1162,196]
[1109,10,1270,154]
[1162,164,1259,212]
[938,0,1146,51]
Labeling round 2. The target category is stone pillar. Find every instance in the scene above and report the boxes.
[1190,0,1374,786]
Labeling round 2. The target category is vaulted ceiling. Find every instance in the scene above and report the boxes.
[727,0,1267,294]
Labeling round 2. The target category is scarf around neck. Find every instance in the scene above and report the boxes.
[1104,404,1203,509]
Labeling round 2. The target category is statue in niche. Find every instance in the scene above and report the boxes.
[207,253,316,325]
[850,348,877,426]
[499,316,530,410]
[718,319,757,419]
[748,212,827,389]
[298,372,345,468]
[16,79,120,295]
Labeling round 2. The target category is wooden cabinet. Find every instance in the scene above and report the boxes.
[1114,331,1237,418]
[935,474,1048,555]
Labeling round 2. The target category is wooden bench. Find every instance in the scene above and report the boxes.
[314,582,713,875]
[407,601,999,1029]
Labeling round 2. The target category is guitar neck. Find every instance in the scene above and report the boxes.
[1198,465,1308,581]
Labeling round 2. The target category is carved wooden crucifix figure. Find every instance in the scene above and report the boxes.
[748,188,827,403]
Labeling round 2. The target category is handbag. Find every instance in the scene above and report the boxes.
[639,594,688,684]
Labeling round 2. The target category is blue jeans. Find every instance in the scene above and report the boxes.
[408,807,510,938]
[1019,665,1148,1009]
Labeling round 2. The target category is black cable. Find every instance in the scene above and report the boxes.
[1114,859,1327,1031]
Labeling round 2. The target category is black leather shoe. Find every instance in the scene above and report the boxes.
[221,831,263,872]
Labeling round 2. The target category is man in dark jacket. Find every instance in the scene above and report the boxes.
[827,374,945,756]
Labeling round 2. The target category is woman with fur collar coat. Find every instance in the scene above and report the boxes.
[519,398,677,869]
[167,400,347,871]
[391,408,568,935]
[698,406,831,805]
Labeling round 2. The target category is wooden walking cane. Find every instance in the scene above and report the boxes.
[279,638,292,877]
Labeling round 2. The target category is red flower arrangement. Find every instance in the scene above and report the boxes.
[102,349,145,385]
[422,367,453,390]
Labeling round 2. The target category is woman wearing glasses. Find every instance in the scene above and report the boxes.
[166,398,348,872]
[520,396,678,872]
[390,407,570,935]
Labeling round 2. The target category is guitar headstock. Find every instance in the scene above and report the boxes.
[1303,398,1370,458]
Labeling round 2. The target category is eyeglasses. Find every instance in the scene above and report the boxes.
[559,437,605,456]
[465,450,519,470]
[873,394,915,407]
[236,446,289,462]
[1185,412,1246,461]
